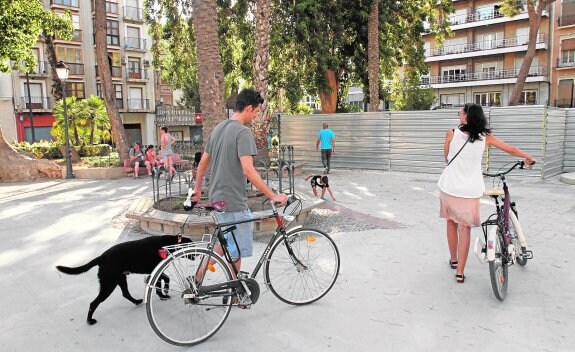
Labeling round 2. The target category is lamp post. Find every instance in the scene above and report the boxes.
[55,60,74,179]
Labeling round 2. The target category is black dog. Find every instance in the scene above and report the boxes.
[56,234,191,325]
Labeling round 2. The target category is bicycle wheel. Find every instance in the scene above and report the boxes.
[264,228,340,305]
[146,248,233,346]
[489,227,508,301]
[509,211,528,266]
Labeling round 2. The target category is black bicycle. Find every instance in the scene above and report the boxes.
[479,161,534,301]
[144,195,340,346]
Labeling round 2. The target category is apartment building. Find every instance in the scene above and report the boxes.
[551,0,575,107]
[0,0,180,145]
[422,0,551,108]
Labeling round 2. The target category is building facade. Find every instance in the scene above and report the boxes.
[422,0,552,108]
[550,0,575,107]
[0,0,188,146]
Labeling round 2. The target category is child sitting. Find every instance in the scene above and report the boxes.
[304,174,336,201]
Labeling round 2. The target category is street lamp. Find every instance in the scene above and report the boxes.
[55,60,74,179]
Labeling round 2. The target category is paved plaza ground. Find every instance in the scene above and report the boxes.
[0,168,574,352]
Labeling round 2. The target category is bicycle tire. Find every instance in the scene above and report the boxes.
[489,227,508,301]
[264,228,340,305]
[146,247,233,346]
[509,211,528,266]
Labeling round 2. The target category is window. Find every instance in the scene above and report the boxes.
[23,83,44,108]
[66,82,85,99]
[128,87,144,109]
[561,39,575,66]
[107,20,120,46]
[53,0,79,7]
[57,47,82,63]
[97,83,123,107]
[519,91,537,105]
[128,58,141,78]
[442,67,466,82]
[558,79,574,107]
[440,93,465,107]
[474,92,501,106]
[25,127,53,142]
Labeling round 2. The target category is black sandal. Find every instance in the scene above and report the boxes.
[456,274,465,283]
[449,259,458,269]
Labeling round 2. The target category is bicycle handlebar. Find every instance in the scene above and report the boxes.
[482,161,525,178]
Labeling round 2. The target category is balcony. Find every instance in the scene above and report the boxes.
[421,66,548,88]
[51,0,79,8]
[426,33,548,61]
[124,6,144,22]
[95,65,123,78]
[66,62,85,76]
[555,99,574,108]
[127,99,150,111]
[20,97,52,110]
[55,29,82,42]
[557,59,575,69]
[126,68,149,80]
[444,5,540,32]
[21,61,50,77]
[559,15,575,27]
[124,37,147,51]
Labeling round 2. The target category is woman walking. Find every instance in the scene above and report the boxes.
[438,103,535,283]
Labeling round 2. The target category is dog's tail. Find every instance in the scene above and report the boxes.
[56,256,101,275]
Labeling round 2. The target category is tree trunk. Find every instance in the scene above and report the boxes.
[252,0,272,154]
[0,127,62,181]
[94,0,129,160]
[508,2,545,106]
[368,0,379,112]
[43,34,64,101]
[319,70,338,113]
[191,0,226,145]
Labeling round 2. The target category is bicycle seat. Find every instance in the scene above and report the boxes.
[483,188,504,197]
[195,200,228,212]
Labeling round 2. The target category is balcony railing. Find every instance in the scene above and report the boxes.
[124,37,147,50]
[557,59,575,68]
[422,66,548,85]
[95,65,123,78]
[21,97,52,110]
[124,6,144,21]
[66,62,85,75]
[126,68,149,80]
[51,0,79,7]
[555,99,574,108]
[127,99,150,111]
[448,5,528,26]
[23,61,49,76]
[559,15,575,27]
[427,33,548,57]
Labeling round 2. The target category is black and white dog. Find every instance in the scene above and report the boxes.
[56,234,191,325]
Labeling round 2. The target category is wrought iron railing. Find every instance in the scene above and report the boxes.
[427,33,548,57]
[21,96,52,110]
[124,37,147,50]
[422,66,548,85]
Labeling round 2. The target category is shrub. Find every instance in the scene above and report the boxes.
[78,144,112,157]
[81,152,122,167]
[12,140,62,159]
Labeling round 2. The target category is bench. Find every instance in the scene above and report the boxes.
[123,159,149,177]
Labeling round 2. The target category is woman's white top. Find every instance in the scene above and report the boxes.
[438,128,486,198]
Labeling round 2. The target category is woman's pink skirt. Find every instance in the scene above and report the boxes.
[439,191,480,227]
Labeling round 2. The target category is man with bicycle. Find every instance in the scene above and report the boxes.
[192,88,288,273]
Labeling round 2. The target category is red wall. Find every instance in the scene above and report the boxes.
[16,113,55,142]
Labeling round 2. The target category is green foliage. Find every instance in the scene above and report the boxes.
[0,0,73,73]
[289,104,313,115]
[12,140,62,159]
[81,152,121,167]
[390,78,436,111]
[51,95,110,146]
[78,144,112,157]
[499,0,527,17]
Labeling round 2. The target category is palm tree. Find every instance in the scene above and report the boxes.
[367,0,379,112]
[94,0,129,159]
[191,0,226,143]
[252,0,272,141]
[84,96,109,144]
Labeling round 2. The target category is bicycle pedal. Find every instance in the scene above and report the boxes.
[524,250,533,260]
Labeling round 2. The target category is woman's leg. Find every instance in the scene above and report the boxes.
[446,219,458,263]
[456,224,471,276]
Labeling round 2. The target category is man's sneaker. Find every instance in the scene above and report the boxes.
[324,167,328,174]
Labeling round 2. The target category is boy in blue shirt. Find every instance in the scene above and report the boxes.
[316,123,335,174]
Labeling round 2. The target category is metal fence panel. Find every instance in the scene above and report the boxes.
[485,106,544,178]
[389,110,459,174]
[543,107,566,178]
[280,113,391,170]
[565,110,575,172]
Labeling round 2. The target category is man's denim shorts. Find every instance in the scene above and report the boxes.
[213,209,254,258]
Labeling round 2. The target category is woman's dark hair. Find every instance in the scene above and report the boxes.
[460,103,491,142]
[161,126,168,133]
[146,145,154,152]
[321,176,328,184]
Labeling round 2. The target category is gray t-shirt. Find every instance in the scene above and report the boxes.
[205,119,257,212]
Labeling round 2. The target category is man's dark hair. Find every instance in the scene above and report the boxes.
[161,126,168,133]
[235,88,263,112]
